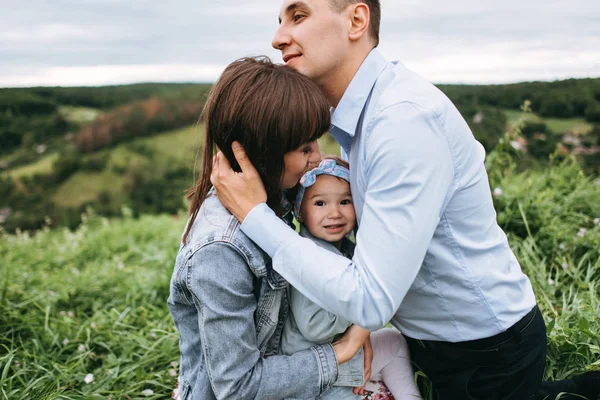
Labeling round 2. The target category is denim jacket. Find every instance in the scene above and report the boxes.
[281,225,364,389]
[167,191,339,400]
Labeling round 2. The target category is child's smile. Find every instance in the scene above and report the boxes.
[299,174,355,249]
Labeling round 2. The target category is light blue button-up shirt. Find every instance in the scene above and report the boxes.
[241,49,536,342]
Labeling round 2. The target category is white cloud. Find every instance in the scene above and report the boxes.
[0,0,599,86]
[0,64,224,87]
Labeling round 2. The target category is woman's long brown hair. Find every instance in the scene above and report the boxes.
[183,57,331,243]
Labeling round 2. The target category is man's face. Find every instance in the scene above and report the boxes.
[272,0,349,85]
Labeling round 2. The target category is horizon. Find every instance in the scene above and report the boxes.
[3,75,600,90]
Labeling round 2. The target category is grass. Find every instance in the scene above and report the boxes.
[1,156,598,399]
[0,213,185,399]
[3,124,342,211]
[5,153,59,179]
[52,172,125,208]
[58,106,101,125]
[504,109,593,134]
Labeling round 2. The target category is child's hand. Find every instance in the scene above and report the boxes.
[353,335,373,395]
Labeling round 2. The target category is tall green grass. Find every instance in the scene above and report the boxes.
[1,213,185,399]
[1,107,598,398]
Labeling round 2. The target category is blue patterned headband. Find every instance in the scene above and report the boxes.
[294,158,351,217]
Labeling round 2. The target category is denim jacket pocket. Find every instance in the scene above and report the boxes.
[333,347,364,387]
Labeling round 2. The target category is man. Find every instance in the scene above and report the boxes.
[211,1,600,399]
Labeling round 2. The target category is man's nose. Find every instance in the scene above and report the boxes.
[272,25,290,50]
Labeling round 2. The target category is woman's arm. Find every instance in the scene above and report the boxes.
[189,242,338,399]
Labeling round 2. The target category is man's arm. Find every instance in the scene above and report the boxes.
[213,103,454,329]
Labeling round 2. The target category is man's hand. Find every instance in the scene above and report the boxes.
[353,334,373,396]
[210,141,267,222]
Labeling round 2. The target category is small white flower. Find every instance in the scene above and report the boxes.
[84,373,94,384]
[90,322,97,329]
[48,290,56,297]
[561,263,568,270]
[62,339,70,346]
[510,140,524,151]
[577,228,587,238]
[71,268,80,276]
[594,218,600,225]
[493,187,503,198]
[141,389,154,396]
[170,361,178,368]
[169,369,178,377]
[548,278,555,285]
[78,344,86,352]
[150,332,158,339]
[558,243,565,250]
[67,311,75,318]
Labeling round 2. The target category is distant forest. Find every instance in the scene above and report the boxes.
[1,78,599,233]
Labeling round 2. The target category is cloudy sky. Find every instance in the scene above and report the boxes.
[1,0,599,87]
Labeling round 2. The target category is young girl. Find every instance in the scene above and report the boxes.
[168,57,370,400]
[281,156,422,400]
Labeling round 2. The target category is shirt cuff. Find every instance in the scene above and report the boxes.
[311,343,339,393]
[240,203,298,257]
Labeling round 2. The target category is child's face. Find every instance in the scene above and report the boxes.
[300,174,355,245]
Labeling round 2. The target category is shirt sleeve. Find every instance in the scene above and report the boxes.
[189,242,338,399]
[241,102,454,330]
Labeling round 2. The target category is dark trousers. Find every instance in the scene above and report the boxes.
[405,305,579,400]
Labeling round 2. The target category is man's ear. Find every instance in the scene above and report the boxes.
[347,3,369,42]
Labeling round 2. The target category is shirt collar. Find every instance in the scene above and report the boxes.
[330,48,388,137]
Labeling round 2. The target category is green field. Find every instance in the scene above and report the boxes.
[52,171,125,208]
[1,150,599,398]
[4,123,341,211]
[6,153,59,179]
[58,106,102,125]
[504,109,593,134]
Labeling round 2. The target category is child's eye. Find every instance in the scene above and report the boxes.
[341,199,352,205]
[314,200,325,206]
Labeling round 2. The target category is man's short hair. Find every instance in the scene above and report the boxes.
[330,0,380,47]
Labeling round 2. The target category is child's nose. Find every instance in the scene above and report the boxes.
[328,206,342,218]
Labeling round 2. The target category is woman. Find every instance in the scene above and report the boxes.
[167,57,369,399]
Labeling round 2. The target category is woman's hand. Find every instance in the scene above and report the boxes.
[211,142,267,223]
[332,325,370,364]
[352,335,373,396]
